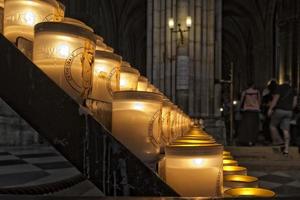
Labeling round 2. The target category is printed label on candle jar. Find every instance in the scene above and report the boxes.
[148,109,161,147]
[64,44,94,98]
[4,12,54,26]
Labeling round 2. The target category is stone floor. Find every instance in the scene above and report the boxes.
[227,146,300,198]
[0,145,300,198]
[0,145,103,196]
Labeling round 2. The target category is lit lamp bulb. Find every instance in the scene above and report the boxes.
[4,0,65,42]
[193,158,204,166]
[57,44,70,58]
[186,16,192,28]
[168,18,175,29]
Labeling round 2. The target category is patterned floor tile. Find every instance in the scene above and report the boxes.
[23,156,67,164]
[0,159,27,166]
[247,171,268,178]
[0,152,11,156]
[259,174,295,184]
[15,153,59,159]
[273,185,300,196]
[0,171,49,187]
[34,161,73,170]
[259,180,282,189]
[0,155,19,161]
[0,164,42,175]
[286,180,300,188]
[271,171,292,178]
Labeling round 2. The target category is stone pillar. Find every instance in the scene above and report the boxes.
[147,0,224,138]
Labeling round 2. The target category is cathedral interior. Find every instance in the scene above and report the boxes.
[0,0,299,199]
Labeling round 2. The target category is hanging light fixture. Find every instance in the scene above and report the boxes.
[165,143,223,197]
[223,175,258,190]
[33,18,96,104]
[4,0,65,42]
[137,76,149,91]
[119,61,140,91]
[112,91,163,163]
[89,37,122,103]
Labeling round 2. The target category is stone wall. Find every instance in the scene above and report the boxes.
[147,0,222,118]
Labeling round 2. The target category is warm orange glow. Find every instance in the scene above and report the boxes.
[225,188,275,198]
[223,166,247,176]
[224,175,258,183]
[223,159,238,166]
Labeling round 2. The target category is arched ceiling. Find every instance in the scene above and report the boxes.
[60,0,147,75]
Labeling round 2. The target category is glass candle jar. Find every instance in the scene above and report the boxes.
[4,0,64,42]
[119,62,140,91]
[165,144,223,197]
[137,76,149,91]
[224,188,275,198]
[89,50,122,103]
[223,159,238,166]
[33,19,96,103]
[147,84,155,92]
[223,166,247,176]
[223,175,258,190]
[160,99,172,151]
[112,91,163,163]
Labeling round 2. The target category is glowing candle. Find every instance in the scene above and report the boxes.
[137,76,149,91]
[89,48,122,103]
[223,175,258,190]
[119,62,140,91]
[112,91,163,163]
[223,166,247,176]
[224,188,275,198]
[165,144,223,197]
[4,0,64,42]
[33,18,96,104]
[223,159,238,166]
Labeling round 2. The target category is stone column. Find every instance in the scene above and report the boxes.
[147,0,222,119]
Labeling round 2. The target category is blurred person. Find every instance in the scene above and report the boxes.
[268,75,298,156]
[261,79,278,144]
[237,81,261,146]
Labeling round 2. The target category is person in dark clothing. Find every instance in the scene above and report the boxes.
[268,75,298,156]
[238,81,261,146]
[261,79,278,144]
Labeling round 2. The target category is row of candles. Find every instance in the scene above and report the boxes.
[0,0,275,198]
[159,124,276,198]
[0,0,191,165]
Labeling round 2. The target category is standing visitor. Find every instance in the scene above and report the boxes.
[237,81,261,146]
[261,79,278,144]
[268,75,298,156]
